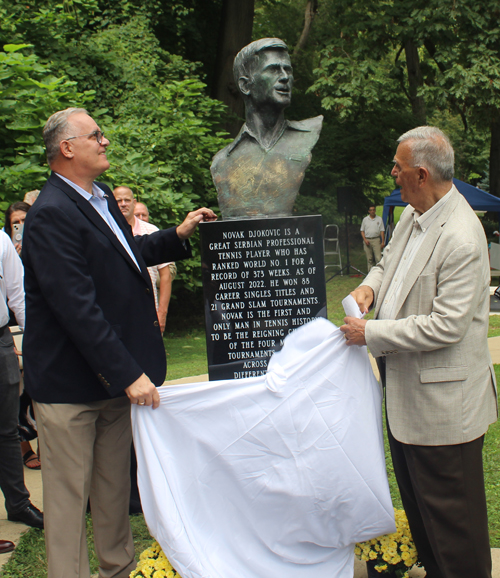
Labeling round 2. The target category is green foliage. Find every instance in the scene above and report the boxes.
[0,44,92,210]
[100,56,230,292]
[306,0,495,188]
[0,2,231,294]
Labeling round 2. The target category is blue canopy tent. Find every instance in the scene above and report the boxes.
[382,178,500,242]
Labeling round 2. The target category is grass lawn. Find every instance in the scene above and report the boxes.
[3,246,500,577]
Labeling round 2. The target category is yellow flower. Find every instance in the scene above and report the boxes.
[354,510,420,574]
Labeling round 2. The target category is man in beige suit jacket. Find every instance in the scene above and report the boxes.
[341,126,497,578]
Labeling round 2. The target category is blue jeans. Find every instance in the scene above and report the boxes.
[0,328,30,514]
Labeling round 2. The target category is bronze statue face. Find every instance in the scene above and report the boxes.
[247,49,293,109]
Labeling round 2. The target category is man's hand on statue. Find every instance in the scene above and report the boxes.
[340,317,367,346]
[176,208,217,240]
[125,373,160,409]
[350,285,374,315]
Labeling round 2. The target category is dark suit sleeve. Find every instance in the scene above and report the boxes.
[99,186,192,267]
[25,205,145,396]
[134,228,192,267]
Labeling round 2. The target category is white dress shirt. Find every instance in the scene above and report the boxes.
[0,230,25,330]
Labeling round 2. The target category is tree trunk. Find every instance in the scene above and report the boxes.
[294,0,319,55]
[211,0,255,137]
[490,119,500,197]
[404,39,426,125]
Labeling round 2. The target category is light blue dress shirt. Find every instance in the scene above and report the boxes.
[55,173,140,270]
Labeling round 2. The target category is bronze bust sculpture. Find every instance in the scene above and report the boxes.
[211,38,323,220]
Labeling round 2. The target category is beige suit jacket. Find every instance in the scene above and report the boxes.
[364,187,497,445]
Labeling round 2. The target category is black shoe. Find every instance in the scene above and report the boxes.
[8,503,44,529]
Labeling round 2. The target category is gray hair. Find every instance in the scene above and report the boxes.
[398,126,454,182]
[43,107,88,165]
[233,38,288,87]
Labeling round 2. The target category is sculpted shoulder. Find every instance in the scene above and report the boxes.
[287,115,324,135]
[211,143,233,174]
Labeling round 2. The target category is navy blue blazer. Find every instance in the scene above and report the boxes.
[22,173,191,403]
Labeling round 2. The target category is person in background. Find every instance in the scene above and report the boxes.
[4,202,31,257]
[360,204,385,271]
[23,190,40,206]
[114,187,173,333]
[134,199,178,290]
[4,201,39,470]
[0,227,43,529]
[0,539,15,554]
[134,201,150,222]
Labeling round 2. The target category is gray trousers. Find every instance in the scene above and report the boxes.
[0,327,30,515]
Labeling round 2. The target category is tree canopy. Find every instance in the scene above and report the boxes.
[0,0,499,295]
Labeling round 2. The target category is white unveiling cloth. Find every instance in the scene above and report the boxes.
[132,301,395,578]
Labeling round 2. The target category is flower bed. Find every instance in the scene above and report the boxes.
[354,509,421,577]
[130,541,181,578]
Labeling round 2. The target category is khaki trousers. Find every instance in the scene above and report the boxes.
[363,236,382,271]
[34,397,136,578]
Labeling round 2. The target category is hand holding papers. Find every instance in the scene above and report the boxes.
[341,294,368,346]
[342,294,367,319]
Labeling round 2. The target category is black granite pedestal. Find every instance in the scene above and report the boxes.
[200,215,327,381]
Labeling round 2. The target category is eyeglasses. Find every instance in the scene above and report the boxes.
[65,130,105,145]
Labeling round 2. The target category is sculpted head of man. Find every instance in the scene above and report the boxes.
[113,186,136,224]
[234,38,293,111]
[392,126,454,212]
[43,108,110,180]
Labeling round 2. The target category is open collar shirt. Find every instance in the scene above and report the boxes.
[55,173,140,270]
[378,187,453,320]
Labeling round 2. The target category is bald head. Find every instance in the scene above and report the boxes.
[134,202,150,222]
[113,186,136,225]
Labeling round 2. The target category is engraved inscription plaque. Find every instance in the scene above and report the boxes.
[200,215,327,381]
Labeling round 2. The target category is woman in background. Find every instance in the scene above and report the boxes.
[4,202,31,257]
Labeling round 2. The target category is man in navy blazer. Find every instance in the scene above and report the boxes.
[22,108,216,578]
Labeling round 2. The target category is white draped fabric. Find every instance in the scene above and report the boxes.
[132,310,395,578]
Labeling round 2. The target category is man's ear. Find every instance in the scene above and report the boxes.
[238,76,252,96]
[418,166,430,185]
[60,140,74,159]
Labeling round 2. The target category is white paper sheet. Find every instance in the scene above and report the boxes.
[341,294,366,319]
[132,317,394,578]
